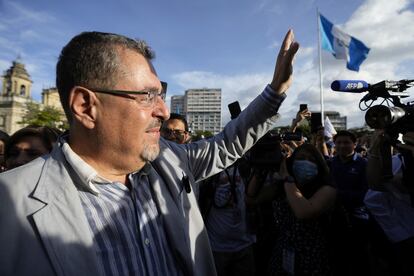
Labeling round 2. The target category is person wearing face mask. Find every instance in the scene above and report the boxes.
[268,144,336,276]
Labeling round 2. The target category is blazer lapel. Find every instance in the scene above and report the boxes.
[30,147,100,276]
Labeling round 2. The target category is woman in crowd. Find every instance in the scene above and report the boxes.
[268,143,336,275]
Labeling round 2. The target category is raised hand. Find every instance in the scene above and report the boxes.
[270,29,300,95]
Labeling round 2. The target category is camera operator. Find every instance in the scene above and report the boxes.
[365,130,414,276]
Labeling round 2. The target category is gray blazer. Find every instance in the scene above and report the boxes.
[0,92,283,276]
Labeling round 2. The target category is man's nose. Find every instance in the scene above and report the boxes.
[153,97,170,121]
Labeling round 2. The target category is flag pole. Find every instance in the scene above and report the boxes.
[317,8,325,126]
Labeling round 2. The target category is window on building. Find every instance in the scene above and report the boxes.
[20,85,26,96]
[6,80,11,94]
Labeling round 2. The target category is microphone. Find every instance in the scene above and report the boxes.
[331,80,369,93]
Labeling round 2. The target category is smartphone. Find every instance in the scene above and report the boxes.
[300,104,308,112]
[228,101,242,119]
[281,131,303,141]
[310,112,323,133]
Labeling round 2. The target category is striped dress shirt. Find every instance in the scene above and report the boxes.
[62,143,181,276]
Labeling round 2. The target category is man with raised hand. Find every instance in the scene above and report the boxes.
[0,30,298,276]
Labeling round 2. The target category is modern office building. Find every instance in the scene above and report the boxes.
[170,95,185,115]
[325,111,347,130]
[170,88,221,134]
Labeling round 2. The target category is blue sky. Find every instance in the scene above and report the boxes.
[0,0,413,127]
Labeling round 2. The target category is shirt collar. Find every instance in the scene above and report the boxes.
[352,152,358,161]
[335,152,357,163]
[60,137,153,195]
[61,139,112,195]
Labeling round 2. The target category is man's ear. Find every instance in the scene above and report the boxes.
[184,132,190,144]
[69,86,98,129]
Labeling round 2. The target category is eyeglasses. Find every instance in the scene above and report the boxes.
[160,127,187,138]
[87,81,167,108]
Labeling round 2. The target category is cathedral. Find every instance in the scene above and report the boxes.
[0,59,63,134]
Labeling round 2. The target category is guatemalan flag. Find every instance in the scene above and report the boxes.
[319,13,370,72]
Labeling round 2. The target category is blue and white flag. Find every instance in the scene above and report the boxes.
[319,13,370,72]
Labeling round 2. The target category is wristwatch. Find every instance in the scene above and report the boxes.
[284,176,295,183]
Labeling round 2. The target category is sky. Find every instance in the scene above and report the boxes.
[0,0,413,128]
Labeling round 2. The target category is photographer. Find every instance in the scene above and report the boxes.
[365,131,414,276]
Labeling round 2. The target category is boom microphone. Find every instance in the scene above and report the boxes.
[331,80,369,93]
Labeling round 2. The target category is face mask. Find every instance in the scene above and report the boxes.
[292,160,318,184]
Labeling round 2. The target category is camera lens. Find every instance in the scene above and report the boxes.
[365,105,406,129]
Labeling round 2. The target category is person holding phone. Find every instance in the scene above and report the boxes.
[290,105,311,133]
[287,105,311,150]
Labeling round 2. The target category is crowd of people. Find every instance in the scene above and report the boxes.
[0,28,413,276]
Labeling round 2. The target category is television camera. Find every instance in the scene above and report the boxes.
[332,79,414,188]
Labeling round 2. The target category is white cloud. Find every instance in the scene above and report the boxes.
[267,41,280,49]
[20,30,43,41]
[171,45,321,127]
[298,46,314,59]
[253,0,283,15]
[0,59,11,76]
[171,0,414,128]
[171,0,414,130]
[0,37,23,55]
[172,71,270,125]
[5,2,56,24]
[290,0,414,128]
[345,0,414,65]
[0,2,69,100]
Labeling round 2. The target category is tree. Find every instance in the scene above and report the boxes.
[19,102,69,131]
[191,130,214,141]
[296,123,311,139]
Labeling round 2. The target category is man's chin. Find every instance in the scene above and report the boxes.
[141,143,160,162]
